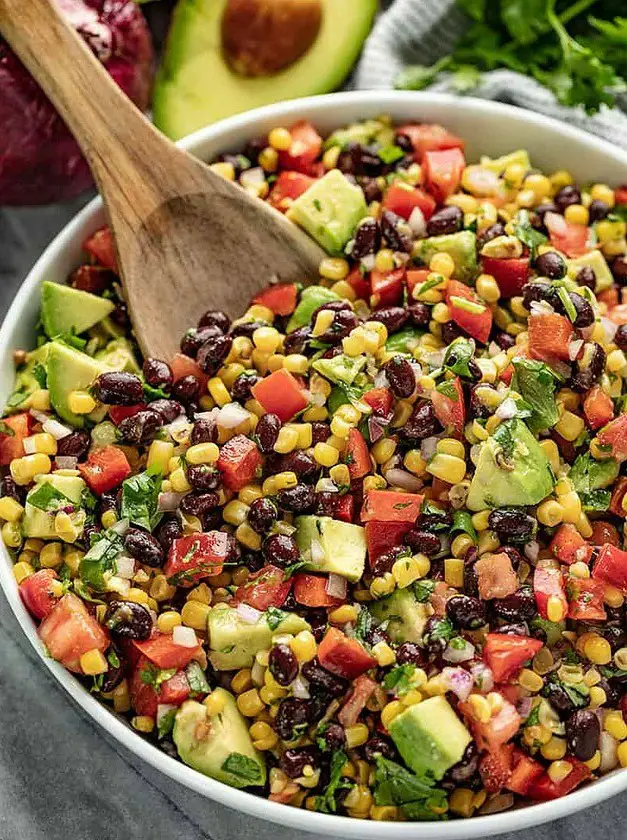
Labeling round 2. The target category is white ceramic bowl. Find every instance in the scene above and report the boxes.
[3,91,627,839]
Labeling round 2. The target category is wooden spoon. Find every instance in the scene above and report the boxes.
[0,0,326,360]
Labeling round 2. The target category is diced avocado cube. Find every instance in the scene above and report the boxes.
[23,474,87,539]
[385,327,424,354]
[325,118,394,151]
[567,250,614,293]
[5,343,51,413]
[173,692,266,788]
[295,515,367,582]
[286,285,339,333]
[41,281,114,338]
[95,337,141,374]
[467,418,555,511]
[207,606,310,670]
[287,169,367,256]
[370,588,433,643]
[389,696,472,781]
[47,341,112,428]
[312,353,367,386]
[415,231,478,284]
[480,149,531,175]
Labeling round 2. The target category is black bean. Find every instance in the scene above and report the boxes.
[117,410,162,445]
[446,594,486,630]
[269,644,299,686]
[408,302,431,328]
[282,325,311,355]
[535,251,566,280]
[171,375,201,404]
[56,430,90,458]
[315,491,338,518]
[401,401,441,443]
[124,528,164,568]
[423,616,451,655]
[491,586,537,623]
[403,529,441,557]
[337,143,382,178]
[476,223,505,249]
[426,205,463,237]
[248,498,278,533]
[381,209,412,253]
[386,356,416,399]
[576,266,596,290]
[231,373,259,403]
[469,384,492,420]
[196,334,233,375]
[464,558,479,597]
[154,517,183,553]
[280,746,319,779]
[180,492,219,519]
[364,735,397,762]
[243,136,266,166]
[319,722,346,752]
[566,710,600,761]
[277,484,316,514]
[446,742,480,785]
[263,534,300,567]
[441,320,463,345]
[395,642,427,667]
[100,657,125,693]
[198,310,231,333]
[301,658,347,697]
[149,399,184,424]
[229,320,266,339]
[351,217,381,259]
[256,413,282,454]
[143,358,173,391]
[570,342,605,392]
[588,199,609,223]
[274,451,318,479]
[569,293,595,328]
[105,600,152,641]
[615,325,627,352]
[372,546,410,578]
[554,185,581,212]
[217,152,249,178]
[190,417,217,445]
[0,475,22,503]
[488,508,536,543]
[542,681,585,718]
[180,325,222,358]
[319,309,359,344]
[522,281,552,309]
[241,551,264,573]
[110,302,129,328]
[496,622,530,636]
[360,176,383,204]
[612,256,627,285]
[370,306,409,334]
[421,508,452,533]
[93,371,143,406]
[184,467,218,496]
[274,698,312,741]
[310,423,330,445]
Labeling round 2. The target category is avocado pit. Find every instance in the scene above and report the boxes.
[221,0,323,77]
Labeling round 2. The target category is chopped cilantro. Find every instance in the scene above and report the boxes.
[26,482,72,512]
[120,469,163,532]
[374,757,447,820]
[383,664,418,696]
[157,708,176,739]
[316,750,351,813]
[221,753,264,785]
[265,607,287,631]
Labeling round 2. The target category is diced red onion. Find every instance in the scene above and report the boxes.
[530,300,555,316]
[22,437,36,455]
[173,625,198,648]
[217,402,250,429]
[599,731,619,772]
[443,641,476,664]
[495,397,518,420]
[156,703,177,727]
[235,603,263,624]
[158,491,186,512]
[601,317,619,343]
[420,437,438,462]
[291,675,310,700]
[545,211,567,236]
[469,661,494,693]
[240,166,265,191]
[194,409,219,422]
[115,554,135,579]
[524,540,540,563]
[55,456,78,470]
[488,341,501,357]
[373,369,390,389]
[464,166,501,196]
[360,254,376,272]
[42,418,73,440]
[326,573,347,600]
[518,696,533,720]
[310,539,325,564]
[568,339,584,361]
[383,468,424,492]
[408,206,426,237]
[111,518,130,536]
[29,409,50,424]
[441,667,474,701]
[368,416,386,444]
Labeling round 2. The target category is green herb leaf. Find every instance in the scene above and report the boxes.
[143,383,169,401]
[120,469,163,531]
[186,661,210,696]
[316,750,351,813]
[27,482,72,512]
[0,421,15,438]
[221,753,264,785]
[514,209,548,258]
[414,579,437,603]
[354,606,373,643]
[54,329,87,351]
[265,607,287,631]
[374,757,447,820]
[32,362,48,389]
[511,357,560,433]
[383,664,418,696]
[378,145,405,165]
[157,708,176,739]
[451,510,478,542]
[79,526,125,591]
[443,337,476,379]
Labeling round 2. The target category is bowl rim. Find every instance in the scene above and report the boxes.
[2,90,627,839]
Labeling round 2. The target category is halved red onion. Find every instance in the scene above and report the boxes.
[568,338,584,361]
[443,640,476,664]
[291,675,311,700]
[217,402,249,429]
[55,456,78,470]
[441,667,473,701]
[235,603,263,624]
[517,696,533,720]
[408,206,426,237]
[158,491,186,512]
[383,468,424,492]
[42,418,73,440]
[115,554,136,580]
[173,625,198,648]
[488,341,501,357]
[325,573,347,600]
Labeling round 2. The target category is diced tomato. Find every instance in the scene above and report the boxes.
[534,565,568,621]
[472,697,521,751]
[406,268,431,295]
[83,226,118,272]
[318,627,376,680]
[592,543,627,592]
[481,257,530,298]
[589,520,620,547]
[278,121,323,174]
[600,288,620,311]
[268,172,316,212]
[478,743,513,794]
[71,264,112,294]
[431,375,466,437]
[610,477,627,518]
[499,363,515,385]
[475,552,518,600]
[346,265,371,301]
[398,123,465,163]
[616,187,627,205]
[19,569,60,620]
[346,428,372,480]
[108,403,147,426]
[169,352,209,392]
[567,576,607,621]
[423,147,466,202]
[360,490,423,523]
[365,520,413,564]
[583,385,614,430]
[550,523,590,565]
[483,634,544,683]
[252,368,308,422]
[545,212,590,258]
[0,412,34,466]
[164,532,229,585]
[528,313,573,362]
[130,655,190,717]
[370,267,406,308]
[39,593,109,673]
[445,280,493,343]
[528,759,591,801]
[217,434,263,492]
[334,493,355,523]
[597,414,627,462]
[608,302,627,325]
[233,564,291,610]
[363,387,393,417]
[293,574,345,608]
[252,282,298,316]
[134,633,201,671]
[383,183,436,221]
[506,750,544,796]
[338,674,378,727]
[78,445,131,495]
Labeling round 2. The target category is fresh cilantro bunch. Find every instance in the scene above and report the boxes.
[396,0,627,115]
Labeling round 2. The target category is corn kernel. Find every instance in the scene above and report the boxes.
[345,722,369,749]
[518,668,544,693]
[319,257,350,281]
[329,463,351,486]
[449,788,475,818]
[223,499,249,526]
[80,648,108,675]
[392,554,425,589]
[607,349,627,374]
[156,611,182,633]
[10,453,52,485]
[548,761,573,784]
[0,496,24,523]
[372,640,396,667]
[436,438,465,459]
[149,574,176,602]
[426,453,466,484]
[290,630,317,662]
[618,742,627,768]
[259,146,278,172]
[12,560,33,583]
[564,204,589,226]
[471,509,491,532]
[268,127,292,151]
[210,161,235,180]
[475,273,500,303]
[537,500,564,527]
[30,389,50,411]
[375,249,395,273]
[584,634,612,665]
[541,737,567,761]
[403,449,427,476]
[231,668,253,694]
[186,442,220,466]
[68,390,96,414]
[468,693,491,724]
[146,439,174,475]
[605,712,627,741]
[236,522,262,551]
[274,426,299,454]
[39,541,64,569]
[313,442,339,467]
[181,600,210,631]
[169,467,192,493]
[329,604,359,624]
[429,252,456,278]
[444,557,465,588]
[381,701,404,729]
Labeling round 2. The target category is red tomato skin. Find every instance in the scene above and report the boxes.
[431,376,466,437]
[445,280,492,344]
[318,627,376,680]
[423,147,465,202]
[233,565,291,610]
[130,656,190,717]
[19,569,60,620]
[592,543,627,592]
[278,121,322,174]
[0,412,34,466]
[362,387,393,416]
[528,313,574,362]
[293,574,344,608]
[528,760,591,801]
[338,675,378,727]
[39,593,109,673]
[610,477,627,518]
[478,744,513,794]
[506,750,544,796]
[545,214,590,258]
[169,353,209,392]
[134,633,201,671]
[481,257,530,298]
[615,187,627,205]
[583,385,614,430]
[108,404,147,426]
[550,524,590,565]
[589,520,620,547]
[78,445,132,495]
[398,123,464,162]
[567,577,607,621]
[346,266,371,301]
[164,532,229,585]
[383,184,436,221]
[252,283,298,316]
[360,490,423,523]
[597,414,627,462]
[534,565,568,620]
[470,698,520,753]
[216,434,263,492]
[333,494,355,523]
[365,520,413,564]
[268,172,316,212]
[252,369,308,422]
[483,634,543,683]
[346,428,371,480]
[83,226,118,272]
[370,268,406,308]
[406,268,431,295]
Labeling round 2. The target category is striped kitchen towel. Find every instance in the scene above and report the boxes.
[354,0,627,150]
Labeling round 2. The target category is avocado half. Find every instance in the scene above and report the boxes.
[153,0,378,140]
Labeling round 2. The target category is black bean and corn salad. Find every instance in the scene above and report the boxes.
[5,116,627,821]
